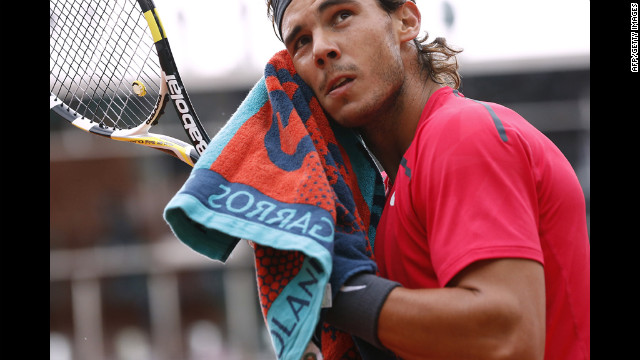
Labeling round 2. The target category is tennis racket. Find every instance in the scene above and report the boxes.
[50,0,210,167]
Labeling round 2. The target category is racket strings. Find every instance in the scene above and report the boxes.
[50,0,162,130]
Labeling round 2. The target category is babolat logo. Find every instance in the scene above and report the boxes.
[166,74,207,154]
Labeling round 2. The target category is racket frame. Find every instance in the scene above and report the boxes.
[50,0,211,167]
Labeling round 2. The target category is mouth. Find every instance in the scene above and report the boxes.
[325,76,355,96]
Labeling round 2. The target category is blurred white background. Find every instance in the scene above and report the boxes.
[152,0,589,88]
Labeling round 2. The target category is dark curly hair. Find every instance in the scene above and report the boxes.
[265,0,462,89]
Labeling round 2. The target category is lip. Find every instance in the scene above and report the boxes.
[324,75,355,97]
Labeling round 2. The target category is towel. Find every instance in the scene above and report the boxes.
[164,50,388,360]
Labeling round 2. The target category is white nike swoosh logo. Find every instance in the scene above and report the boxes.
[390,191,396,206]
[340,285,367,292]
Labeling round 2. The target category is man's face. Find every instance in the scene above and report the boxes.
[281,0,406,128]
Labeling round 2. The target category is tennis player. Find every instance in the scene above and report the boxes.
[266,0,590,359]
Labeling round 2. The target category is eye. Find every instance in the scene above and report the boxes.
[334,10,352,24]
[294,35,311,50]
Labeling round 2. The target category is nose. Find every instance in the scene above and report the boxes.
[313,33,340,67]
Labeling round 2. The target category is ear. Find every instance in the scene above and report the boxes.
[395,1,421,43]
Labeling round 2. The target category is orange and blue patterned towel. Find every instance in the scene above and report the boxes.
[164,50,387,360]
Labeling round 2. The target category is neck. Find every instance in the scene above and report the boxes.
[359,77,441,185]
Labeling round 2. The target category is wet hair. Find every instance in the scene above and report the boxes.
[265,0,463,89]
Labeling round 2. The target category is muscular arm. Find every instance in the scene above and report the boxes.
[377,258,546,360]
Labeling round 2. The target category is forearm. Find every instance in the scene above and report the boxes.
[378,259,546,360]
[378,286,523,360]
[325,259,545,360]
